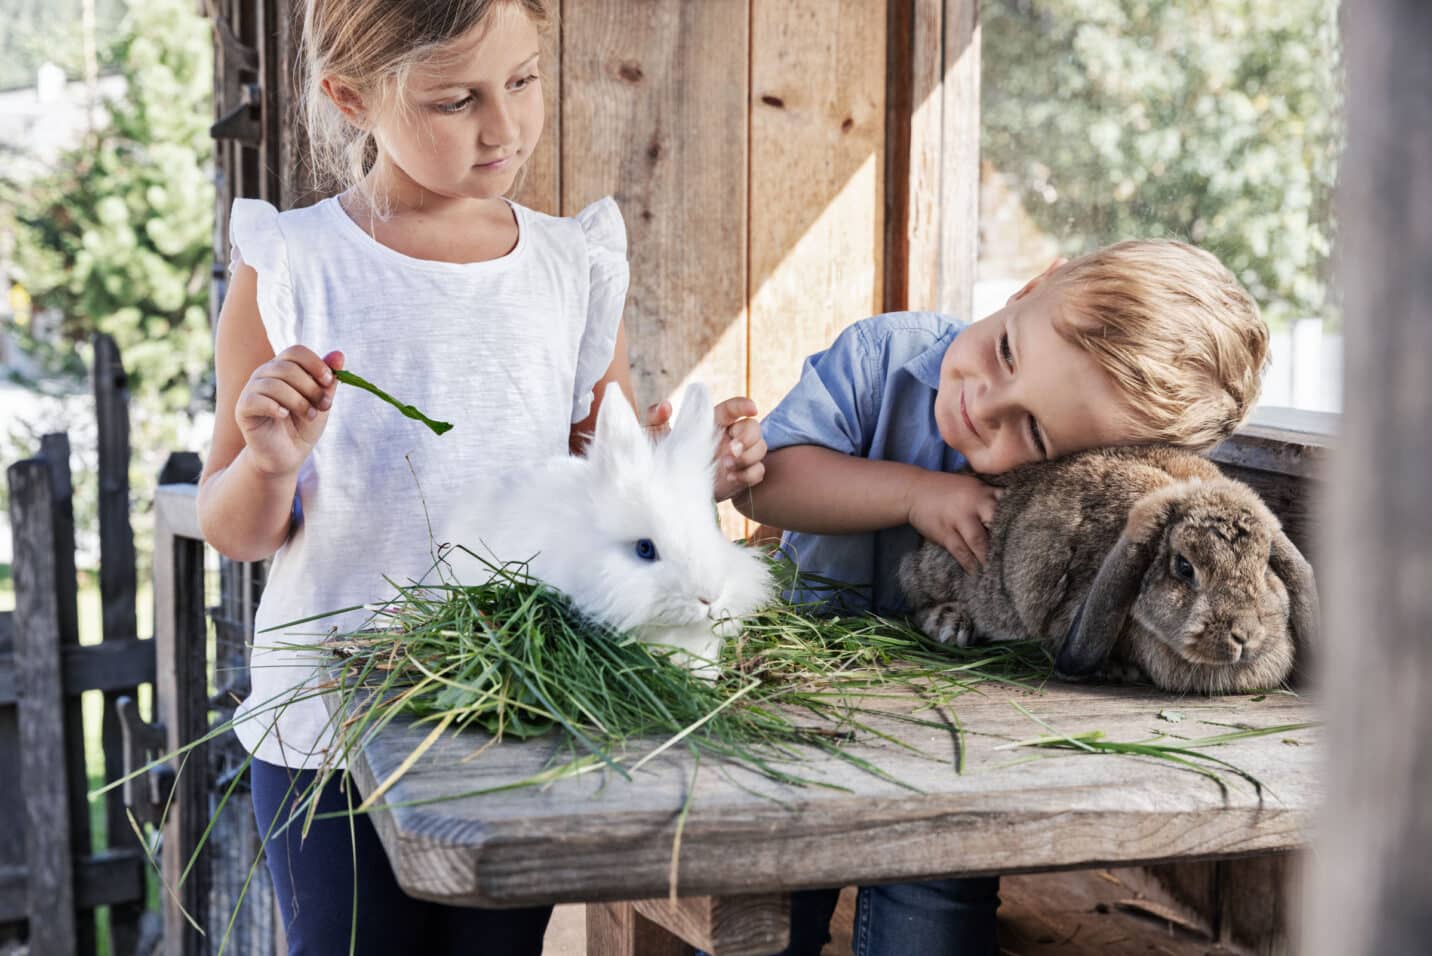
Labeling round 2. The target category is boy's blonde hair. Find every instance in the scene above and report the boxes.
[300,0,553,206]
[1049,240,1268,450]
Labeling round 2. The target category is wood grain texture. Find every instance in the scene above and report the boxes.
[93,333,147,955]
[748,0,887,417]
[633,894,789,955]
[586,901,694,956]
[152,478,209,956]
[38,435,97,955]
[509,0,560,215]
[329,682,1319,908]
[1304,1,1432,953]
[8,460,78,955]
[936,0,980,322]
[884,0,945,313]
[560,0,748,411]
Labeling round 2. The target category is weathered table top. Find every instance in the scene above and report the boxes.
[327,681,1319,908]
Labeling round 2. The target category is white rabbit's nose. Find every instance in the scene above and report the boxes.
[698,596,713,606]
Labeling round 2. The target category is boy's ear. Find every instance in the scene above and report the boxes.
[1009,257,1067,303]
[320,77,371,128]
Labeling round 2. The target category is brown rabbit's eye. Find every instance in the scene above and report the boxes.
[1172,554,1196,584]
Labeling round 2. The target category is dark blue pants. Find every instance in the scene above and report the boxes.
[780,878,1000,956]
[251,758,551,956]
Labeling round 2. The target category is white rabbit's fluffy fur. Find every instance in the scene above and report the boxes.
[445,382,774,675]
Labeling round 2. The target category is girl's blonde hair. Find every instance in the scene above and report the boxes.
[300,0,553,206]
[1049,240,1269,451]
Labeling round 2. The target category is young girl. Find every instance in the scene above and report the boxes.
[196,1,767,952]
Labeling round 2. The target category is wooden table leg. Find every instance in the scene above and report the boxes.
[585,894,790,956]
[587,901,695,956]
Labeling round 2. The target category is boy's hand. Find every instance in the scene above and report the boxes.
[713,397,766,501]
[235,346,343,479]
[906,471,1002,574]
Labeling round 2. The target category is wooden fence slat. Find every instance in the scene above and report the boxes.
[37,435,98,956]
[748,0,887,417]
[0,607,20,947]
[93,332,146,956]
[153,474,210,956]
[8,459,79,955]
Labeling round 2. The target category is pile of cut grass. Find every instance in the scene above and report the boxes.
[319,559,1054,794]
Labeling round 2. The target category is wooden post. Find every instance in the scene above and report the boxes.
[93,333,146,955]
[153,474,210,956]
[8,459,79,955]
[1304,0,1432,953]
[586,901,694,956]
[884,0,980,320]
[37,435,98,955]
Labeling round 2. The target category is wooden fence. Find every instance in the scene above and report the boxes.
[2,335,155,954]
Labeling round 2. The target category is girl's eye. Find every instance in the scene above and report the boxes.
[999,331,1015,370]
[634,538,659,562]
[434,95,474,114]
[511,73,540,92]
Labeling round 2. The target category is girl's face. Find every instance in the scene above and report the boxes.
[371,4,545,203]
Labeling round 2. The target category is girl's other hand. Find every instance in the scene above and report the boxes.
[713,396,766,501]
[236,346,344,478]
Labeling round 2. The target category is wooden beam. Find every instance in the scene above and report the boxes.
[0,638,155,706]
[586,901,693,956]
[633,894,790,955]
[1304,1,1432,953]
[886,1,981,319]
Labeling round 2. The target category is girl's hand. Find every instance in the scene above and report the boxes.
[905,470,1003,574]
[235,346,344,478]
[713,397,767,501]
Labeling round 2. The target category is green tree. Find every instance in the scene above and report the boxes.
[982,0,1343,326]
[3,0,212,551]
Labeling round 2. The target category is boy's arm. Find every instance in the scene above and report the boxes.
[733,444,1000,572]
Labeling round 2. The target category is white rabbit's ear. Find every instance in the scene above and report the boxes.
[663,382,717,468]
[591,382,649,466]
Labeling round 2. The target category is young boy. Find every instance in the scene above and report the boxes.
[733,239,1268,956]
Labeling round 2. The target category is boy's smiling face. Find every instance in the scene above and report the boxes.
[935,268,1135,475]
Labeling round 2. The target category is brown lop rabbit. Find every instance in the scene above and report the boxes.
[898,445,1318,694]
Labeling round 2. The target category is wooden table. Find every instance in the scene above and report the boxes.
[327,682,1319,955]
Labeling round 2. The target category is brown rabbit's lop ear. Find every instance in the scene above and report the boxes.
[1269,528,1319,684]
[1054,485,1181,679]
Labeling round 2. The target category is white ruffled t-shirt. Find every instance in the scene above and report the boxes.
[227,195,628,768]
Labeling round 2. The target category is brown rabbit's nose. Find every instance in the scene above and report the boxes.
[1229,628,1250,646]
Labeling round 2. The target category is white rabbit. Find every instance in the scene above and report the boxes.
[445,382,774,675]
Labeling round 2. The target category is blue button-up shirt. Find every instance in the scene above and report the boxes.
[762,311,968,614]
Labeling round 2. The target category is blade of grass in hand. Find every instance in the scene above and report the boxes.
[334,368,453,435]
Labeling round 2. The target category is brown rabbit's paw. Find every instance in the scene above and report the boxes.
[1096,659,1149,685]
[915,602,975,646]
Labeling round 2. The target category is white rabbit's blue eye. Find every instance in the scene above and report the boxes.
[634,538,659,561]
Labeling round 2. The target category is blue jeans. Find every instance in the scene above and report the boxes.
[251,758,551,956]
[772,878,1000,956]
